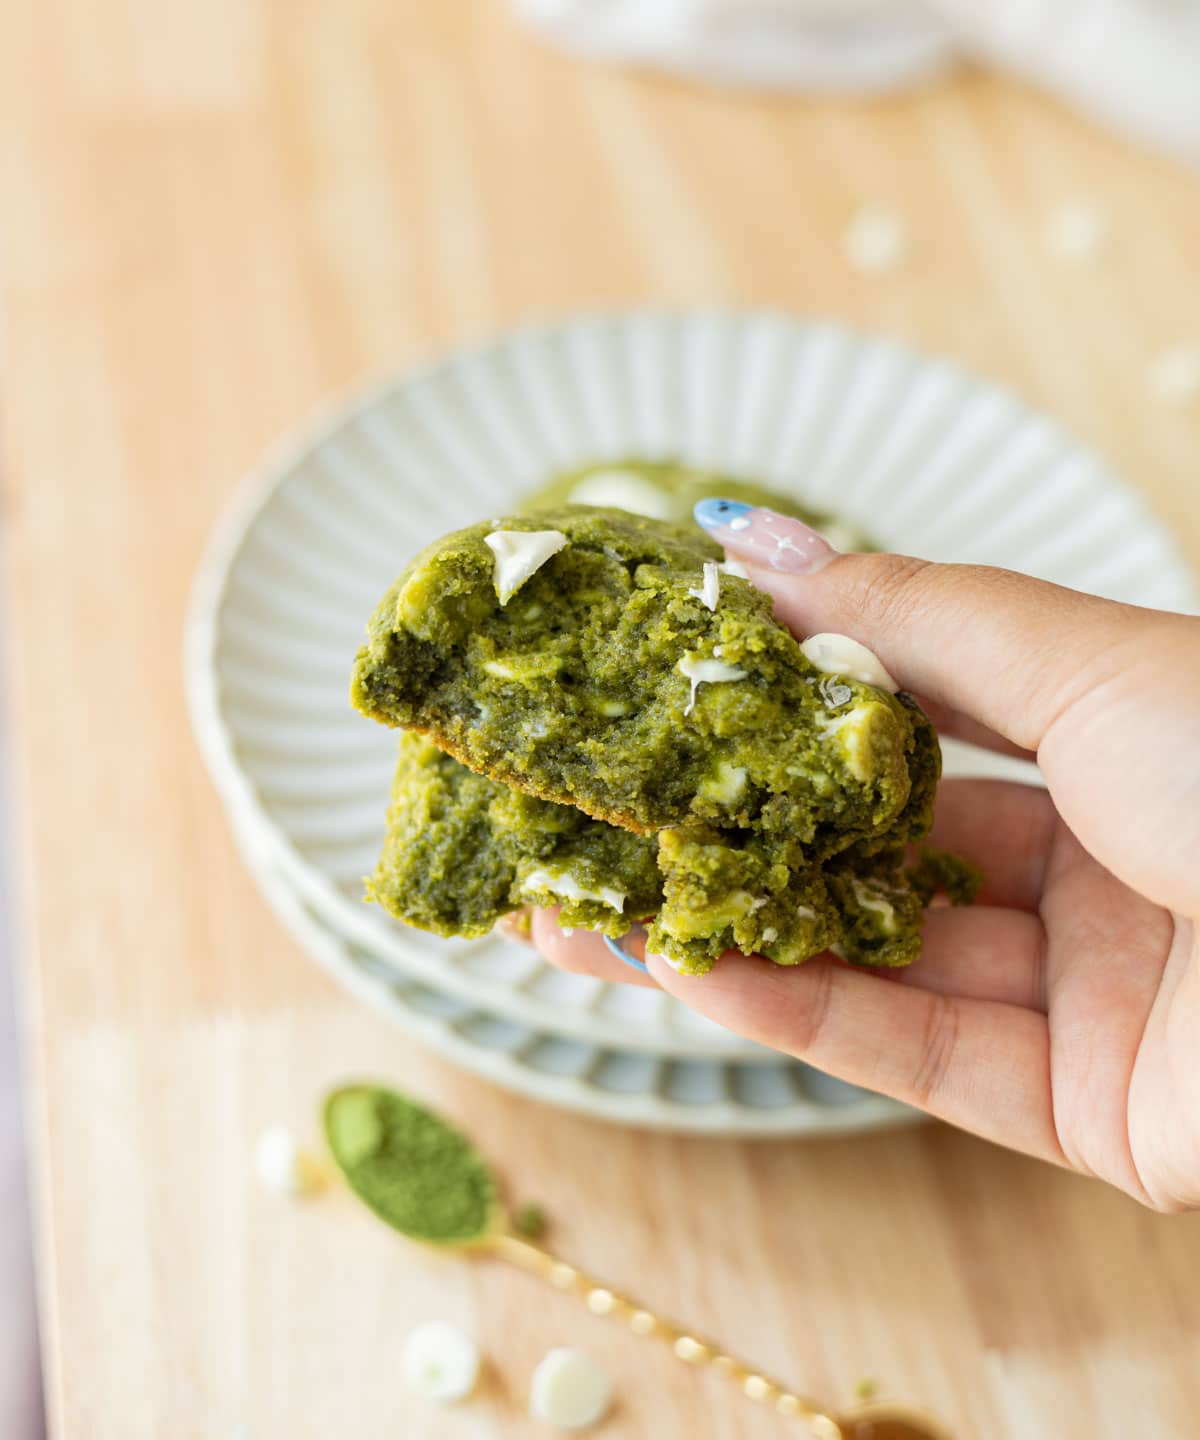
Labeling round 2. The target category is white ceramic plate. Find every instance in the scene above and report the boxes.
[234,808,911,1135]
[187,310,1198,1068]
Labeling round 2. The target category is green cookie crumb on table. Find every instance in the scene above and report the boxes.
[352,502,979,973]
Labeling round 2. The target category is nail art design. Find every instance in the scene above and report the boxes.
[694,498,753,531]
[692,500,837,575]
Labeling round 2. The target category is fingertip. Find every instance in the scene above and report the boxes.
[494,909,535,946]
[531,911,660,988]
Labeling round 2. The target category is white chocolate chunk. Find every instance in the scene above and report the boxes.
[717,557,750,580]
[679,652,748,716]
[485,529,568,605]
[482,652,561,682]
[401,1321,480,1402]
[687,561,721,612]
[844,205,907,273]
[568,470,674,519]
[801,633,898,692]
[1045,199,1107,262]
[817,703,890,782]
[700,760,747,805]
[851,879,898,934]
[529,1348,613,1431]
[522,867,625,913]
[255,1127,321,1197]
[1148,344,1200,406]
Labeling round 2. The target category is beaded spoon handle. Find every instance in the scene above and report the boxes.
[490,1229,845,1435]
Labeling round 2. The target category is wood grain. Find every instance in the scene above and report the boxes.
[1,2,1198,1436]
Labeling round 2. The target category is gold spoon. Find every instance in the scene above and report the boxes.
[323,1083,953,1440]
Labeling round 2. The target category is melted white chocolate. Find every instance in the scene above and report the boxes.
[678,653,749,716]
[522,867,625,914]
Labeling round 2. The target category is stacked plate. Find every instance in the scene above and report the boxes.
[186,310,1197,1136]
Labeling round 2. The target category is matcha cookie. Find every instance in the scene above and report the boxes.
[352,506,919,851]
[353,505,978,970]
[371,737,975,974]
[368,732,661,939]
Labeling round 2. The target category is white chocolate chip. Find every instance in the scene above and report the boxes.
[844,205,907,273]
[687,561,721,612]
[568,471,674,519]
[1045,199,1108,262]
[717,558,750,580]
[700,760,747,805]
[401,1321,481,1402]
[1148,344,1200,406]
[678,652,749,717]
[851,879,898,934]
[529,1348,612,1431]
[482,653,561,682]
[760,926,779,944]
[485,529,568,605]
[255,1127,321,1197]
[817,703,885,782]
[801,633,897,692]
[522,867,626,913]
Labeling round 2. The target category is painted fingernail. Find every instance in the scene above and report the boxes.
[694,497,754,531]
[693,500,837,575]
[603,935,649,974]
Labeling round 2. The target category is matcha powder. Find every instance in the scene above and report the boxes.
[324,1085,497,1245]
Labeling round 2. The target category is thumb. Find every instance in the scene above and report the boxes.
[694,499,1200,914]
[695,498,1167,752]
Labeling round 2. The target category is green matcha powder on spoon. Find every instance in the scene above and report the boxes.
[323,1083,952,1440]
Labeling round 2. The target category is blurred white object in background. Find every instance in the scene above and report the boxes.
[843,204,908,272]
[1045,199,1110,263]
[515,0,956,91]
[513,0,1200,162]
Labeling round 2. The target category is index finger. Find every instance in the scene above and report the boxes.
[646,948,1069,1170]
[694,500,1150,751]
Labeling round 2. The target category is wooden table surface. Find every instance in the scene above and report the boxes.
[2,3,1199,1437]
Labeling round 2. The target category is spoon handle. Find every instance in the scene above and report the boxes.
[491,1231,844,1437]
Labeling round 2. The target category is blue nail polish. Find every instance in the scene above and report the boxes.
[694,498,753,532]
[603,935,649,974]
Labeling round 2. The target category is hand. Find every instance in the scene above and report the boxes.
[529,503,1200,1212]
